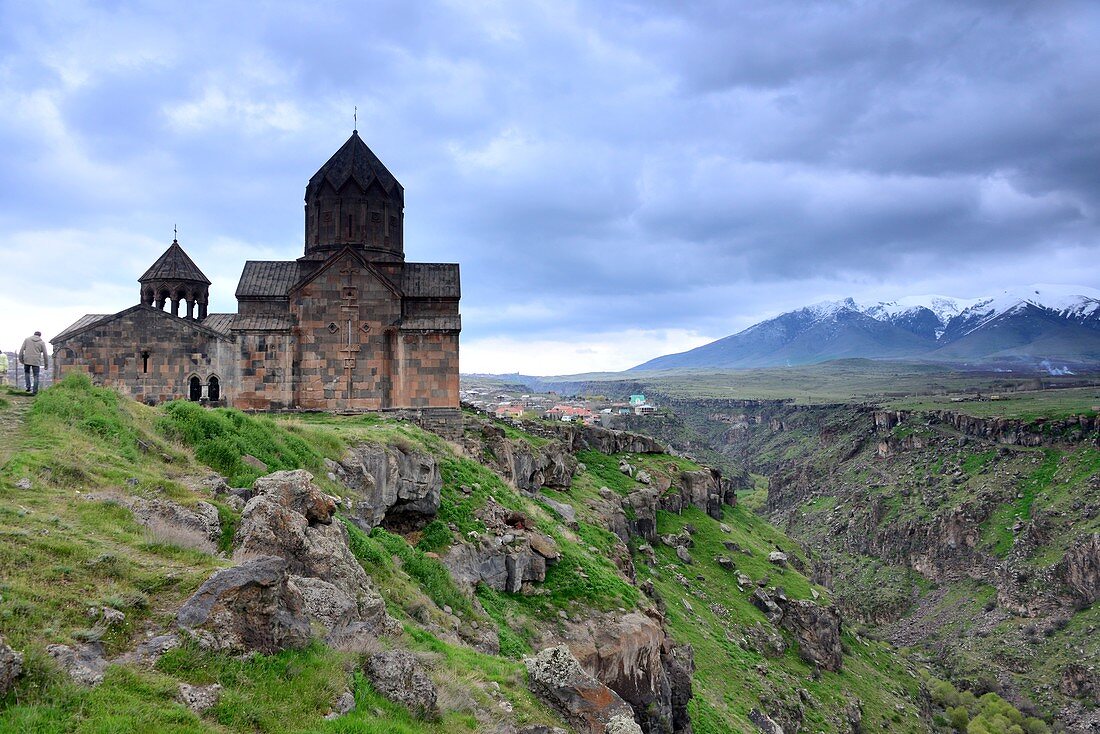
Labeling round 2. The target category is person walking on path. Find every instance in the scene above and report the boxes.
[19,331,48,395]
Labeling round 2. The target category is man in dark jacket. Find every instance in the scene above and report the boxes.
[19,331,48,395]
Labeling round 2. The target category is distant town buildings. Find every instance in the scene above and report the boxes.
[461,384,660,426]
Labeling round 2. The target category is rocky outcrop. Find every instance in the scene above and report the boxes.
[873,409,1100,447]
[659,469,737,520]
[333,443,442,529]
[443,498,560,593]
[623,489,659,542]
[176,555,312,654]
[1057,533,1100,607]
[497,417,667,456]
[559,611,693,734]
[752,589,843,672]
[233,470,392,642]
[46,641,108,686]
[0,637,23,694]
[780,600,843,672]
[525,645,643,734]
[469,424,577,493]
[1060,664,1098,702]
[929,410,1100,446]
[363,650,439,718]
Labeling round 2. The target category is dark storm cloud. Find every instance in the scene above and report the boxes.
[0,0,1098,371]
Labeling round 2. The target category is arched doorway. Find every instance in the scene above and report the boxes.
[208,375,220,402]
[189,375,202,401]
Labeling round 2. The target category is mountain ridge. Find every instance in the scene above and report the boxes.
[633,284,1100,371]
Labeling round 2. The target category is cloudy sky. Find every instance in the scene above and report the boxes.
[2,1,1098,374]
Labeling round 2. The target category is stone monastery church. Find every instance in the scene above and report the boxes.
[53,130,461,430]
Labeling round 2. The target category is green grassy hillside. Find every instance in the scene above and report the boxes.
[1,375,1045,733]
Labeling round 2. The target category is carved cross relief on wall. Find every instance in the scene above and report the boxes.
[339,259,360,369]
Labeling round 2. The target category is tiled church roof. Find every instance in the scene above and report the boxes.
[402,263,461,298]
[53,314,110,342]
[200,313,236,334]
[236,260,459,299]
[235,261,301,298]
[139,240,211,284]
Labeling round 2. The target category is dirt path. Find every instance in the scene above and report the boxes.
[0,391,33,467]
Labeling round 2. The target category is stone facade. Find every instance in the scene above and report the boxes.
[53,131,461,430]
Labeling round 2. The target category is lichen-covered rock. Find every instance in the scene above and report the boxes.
[176,555,312,654]
[178,682,222,712]
[233,470,391,640]
[335,444,442,528]
[0,637,24,695]
[46,641,108,686]
[525,645,641,734]
[363,650,439,718]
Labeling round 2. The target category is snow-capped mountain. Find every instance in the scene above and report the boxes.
[632,285,1100,371]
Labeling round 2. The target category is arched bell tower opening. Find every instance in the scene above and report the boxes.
[138,238,211,320]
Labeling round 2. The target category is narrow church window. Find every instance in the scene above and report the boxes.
[208,376,220,402]
[347,214,353,237]
[141,351,149,373]
[189,376,201,401]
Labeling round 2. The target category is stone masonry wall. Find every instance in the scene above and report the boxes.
[293,256,402,411]
[53,307,237,405]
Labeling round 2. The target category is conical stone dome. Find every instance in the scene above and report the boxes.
[303,131,404,261]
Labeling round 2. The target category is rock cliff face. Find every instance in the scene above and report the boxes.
[659,468,737,521]
[468,423,577,493]
[1057,533,1100,607]
[671,397,1099,730]
[332,444,442,529]
[496,415,668,456]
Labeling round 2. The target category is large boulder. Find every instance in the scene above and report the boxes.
[234,470,391,640]
[176,555,312,654]
[779,599,843,672]
[0,637,23,694]
[334,444,442,529]
[560,611,693,734]
[363,650,439,718]
[525,645,642,734]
